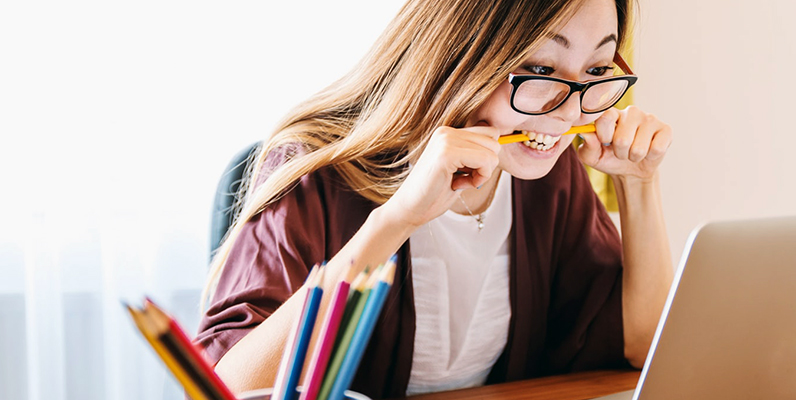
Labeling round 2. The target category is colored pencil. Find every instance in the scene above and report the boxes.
[315,267,376,400]
[299,266,358,400]
[146,298,237,400]
[326,259,396,400]
[125,303,211,400]
[272,267,318,399]
[125,298,237,400]
[498,123,596,145]
[273,266,325,400]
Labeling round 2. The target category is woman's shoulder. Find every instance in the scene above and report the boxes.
[252,143,344,192]
[253,144,377,221]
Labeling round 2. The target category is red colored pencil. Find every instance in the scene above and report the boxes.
[142,298,237,400]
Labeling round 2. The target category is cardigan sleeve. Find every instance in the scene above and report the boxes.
[544,149,629,372]
[194,162,329,365]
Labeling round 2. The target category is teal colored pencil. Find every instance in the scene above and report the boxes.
[326,259,395,400]
[315,267,377,400]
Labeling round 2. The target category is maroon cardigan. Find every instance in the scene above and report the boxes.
[196,146,628,399]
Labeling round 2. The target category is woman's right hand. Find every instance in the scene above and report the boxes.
[380,125,502,230]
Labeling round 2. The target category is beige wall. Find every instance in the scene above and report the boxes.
[634,0,796,262]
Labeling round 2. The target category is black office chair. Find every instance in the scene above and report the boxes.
[209,141,261,261]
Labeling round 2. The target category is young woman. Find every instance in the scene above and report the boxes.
[196,0,674,397]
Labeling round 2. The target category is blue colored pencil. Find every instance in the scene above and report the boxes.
[316,267,374,400]
[326,258,395,400]
[272,265,325,400]
[300,265,359,400]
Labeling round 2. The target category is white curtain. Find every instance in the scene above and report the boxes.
[0,1,402,399]
[0,208,208,400]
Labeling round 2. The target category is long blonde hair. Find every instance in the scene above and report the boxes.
[202,0,634,307]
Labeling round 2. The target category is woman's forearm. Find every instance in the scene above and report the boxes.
[213,205,415,393]
[613,172,674,368]
[214,127,503,392]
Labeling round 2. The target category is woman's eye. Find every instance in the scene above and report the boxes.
[525,65,555,75]
[587,66,614,76]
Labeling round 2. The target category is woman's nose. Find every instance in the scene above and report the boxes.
[549,91,582,122]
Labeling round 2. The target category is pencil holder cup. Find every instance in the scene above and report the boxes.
[238,387,371,400]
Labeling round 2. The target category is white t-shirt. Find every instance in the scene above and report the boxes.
[406,171,513,395]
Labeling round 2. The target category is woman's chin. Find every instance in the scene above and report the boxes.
[504,163,557,180]
[501,140,569,180]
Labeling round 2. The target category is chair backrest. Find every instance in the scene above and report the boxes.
[209,142,261,261]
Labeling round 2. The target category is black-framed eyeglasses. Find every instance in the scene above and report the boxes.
[507,52,638,115]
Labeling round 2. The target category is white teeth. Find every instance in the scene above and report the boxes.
[519,130,562,151]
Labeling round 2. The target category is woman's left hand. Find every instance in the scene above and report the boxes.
[577,106,672,180]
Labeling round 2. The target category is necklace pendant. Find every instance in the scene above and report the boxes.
[476,215,485,231]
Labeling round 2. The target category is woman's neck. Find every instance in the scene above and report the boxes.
[450,168,503,216]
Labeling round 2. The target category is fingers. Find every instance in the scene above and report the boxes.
[595,108,619,145]
[576,131,603,167]
[448,145,500,189]
[597,106,670,163]
[429,126,501,188]
[626,115,656,163]
[578,105,674,180]
[647,121,673,162]
[578,107,620,167]
[385,125,502,229]
[453,125,502,155]
[451,169,490,191]
[611,107,643,160]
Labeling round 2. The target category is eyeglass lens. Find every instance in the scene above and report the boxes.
[513,79,629,114]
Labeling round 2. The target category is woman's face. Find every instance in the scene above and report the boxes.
[466,0,620,180]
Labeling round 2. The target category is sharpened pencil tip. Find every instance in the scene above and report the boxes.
[382,261,396,285]
[305,264,319,283]
[366,264,383,288]
[314,263,326,286]
[351,267,372,291]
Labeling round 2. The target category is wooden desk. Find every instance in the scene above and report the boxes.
[392,370,640,400]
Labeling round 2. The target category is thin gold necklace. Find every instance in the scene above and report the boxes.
[457,177,499,232]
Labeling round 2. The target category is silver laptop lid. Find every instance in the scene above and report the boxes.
[633,216,796,399]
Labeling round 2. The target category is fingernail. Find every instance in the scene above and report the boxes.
[602,142,611,146]
[477,185,482,190]
[577,134,584,140]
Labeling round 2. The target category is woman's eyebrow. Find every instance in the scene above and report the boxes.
[549,33,617,50]
[551,34,570,48]
[595,34,618,50]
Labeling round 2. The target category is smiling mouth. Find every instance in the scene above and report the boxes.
[514,130,562,151]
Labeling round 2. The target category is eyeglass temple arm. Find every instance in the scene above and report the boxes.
[613,52,634,75]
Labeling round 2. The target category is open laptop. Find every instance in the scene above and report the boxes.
[595,216,796,399]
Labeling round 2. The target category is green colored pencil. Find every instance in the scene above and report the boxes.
[315,266,379,400]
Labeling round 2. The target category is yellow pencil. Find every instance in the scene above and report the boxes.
[498,123,596,145]
[125,304,211,400]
